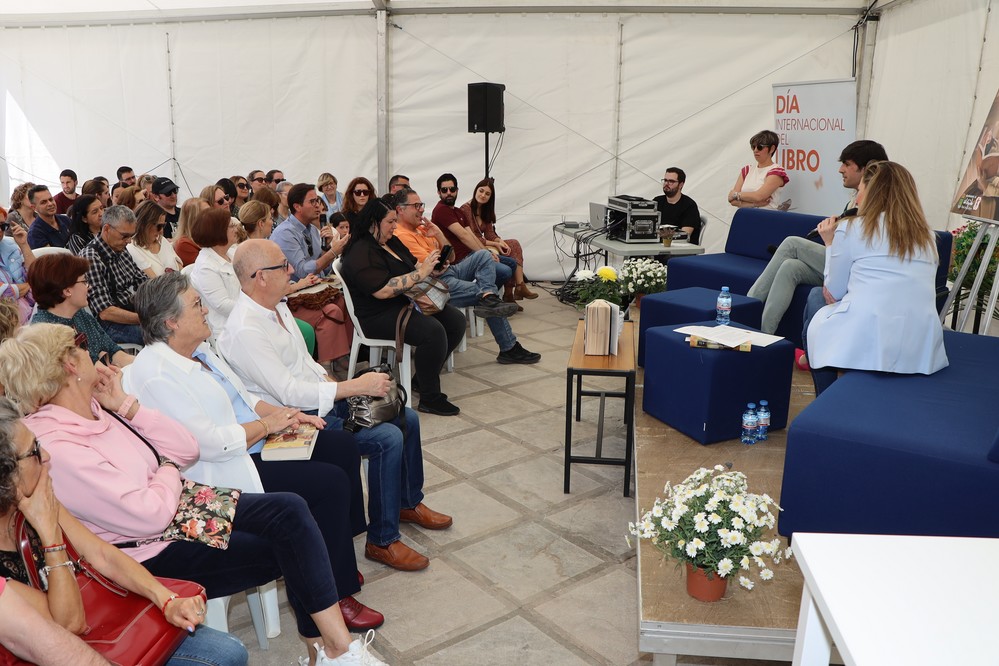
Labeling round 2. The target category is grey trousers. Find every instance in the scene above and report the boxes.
[747,236,825,334]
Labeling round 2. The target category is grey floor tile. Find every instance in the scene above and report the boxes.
[496,407,599,453]
[424,429,535,475]
[546,487,639,557]
[415,482,524,546]
[438,372,495,398]
[453,392,549,423]
[507,375,574,408]
[413,616,591,666]
[480,455,604,512]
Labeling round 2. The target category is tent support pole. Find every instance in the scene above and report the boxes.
[855,17,877,136]
[610,20,624,195]
[165,32,178,181]
[376,8,389,191]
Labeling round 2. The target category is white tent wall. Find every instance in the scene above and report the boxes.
[865,0,989,232]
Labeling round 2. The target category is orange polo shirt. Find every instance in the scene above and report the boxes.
[394,223,439,262]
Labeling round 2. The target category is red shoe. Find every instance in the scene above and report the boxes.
[338,595,384,630]
[795,348,810,372]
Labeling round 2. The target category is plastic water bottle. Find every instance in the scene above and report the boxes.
[756,400,770,441]
[716,287,732,325]
[741,403,759,445]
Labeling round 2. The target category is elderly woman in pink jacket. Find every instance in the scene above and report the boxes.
[0,323,385,666]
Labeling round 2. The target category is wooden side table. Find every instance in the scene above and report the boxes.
[564,320,636,497]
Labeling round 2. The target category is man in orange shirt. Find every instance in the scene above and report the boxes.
[394,188,540,365]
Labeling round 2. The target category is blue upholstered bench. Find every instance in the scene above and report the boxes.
[642,320,795,444]
[637,287,763,366]
[778,330,999,539]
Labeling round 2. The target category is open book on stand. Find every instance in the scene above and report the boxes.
[261,423,319,461]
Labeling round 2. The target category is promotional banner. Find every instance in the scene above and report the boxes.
[772,79,857,215]
[952,86,999,221]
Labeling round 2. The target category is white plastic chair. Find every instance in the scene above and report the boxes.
[31,246,72,257]
[332,259,413,406]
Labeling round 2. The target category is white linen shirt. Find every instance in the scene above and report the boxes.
[126,239,182,276]
[217,291,339,416]
[190,247,240,341]
[126,340,264,493]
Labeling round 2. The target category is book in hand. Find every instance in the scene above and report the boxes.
[260,423,319,461]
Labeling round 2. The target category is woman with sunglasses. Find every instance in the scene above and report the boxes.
[229,175,250,215]
[0,397,250,666]
[0,323,386,666]
[200,185,231,214]
[66,195,104,254]
[459,177,537,305]
[127,200,183,278]
[727,129,789,211]
[28,254,134,368]
[340,178,376,227]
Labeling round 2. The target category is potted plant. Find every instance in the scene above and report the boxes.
[619,258,668,307]
[948,222,999,323]
[629,465,790,602]
[572,266,625,308]
[658,226,678,247]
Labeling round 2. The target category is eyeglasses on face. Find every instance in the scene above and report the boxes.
[75,276,89,285]
[439,186,457,194]
[110,226,136,240]
[191,296,203,310]
[661,179,679,185]
[304,198,321,207]
[401,202,426,211]
[250,260,289,279]
[16,438,41,463]
[74,331,89,351]
[353,189,370,197]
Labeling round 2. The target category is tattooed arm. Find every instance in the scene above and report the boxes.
[371,250,440,299]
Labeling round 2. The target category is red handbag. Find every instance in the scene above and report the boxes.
[1,512,205,666]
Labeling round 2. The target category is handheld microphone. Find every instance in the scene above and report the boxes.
[805,207,858,240]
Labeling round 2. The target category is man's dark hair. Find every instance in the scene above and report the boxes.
[388,174,409,189]
[116,166,133,180]
[665,167,686,184]
[391,187,415,209]
[28,184,50,204]
[265,169,284,183]
[287,183,314,213]
[838,140,888,168]
[436,173,457,191]
[59,169,77,182]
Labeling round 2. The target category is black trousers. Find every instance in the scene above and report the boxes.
[359,304,465,399]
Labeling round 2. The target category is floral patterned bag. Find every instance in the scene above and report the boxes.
[108,411,241,551]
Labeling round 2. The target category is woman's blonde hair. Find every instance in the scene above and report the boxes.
[0,300,20,344]
[239,200,271,237]
[0,323,76,412]
[176,197,207,240]
[856,161,936,262]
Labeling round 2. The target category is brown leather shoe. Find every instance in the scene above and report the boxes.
[515,282,539,300]
[364,540,429,571]
[399,502,453,530]
[338,595,384,630]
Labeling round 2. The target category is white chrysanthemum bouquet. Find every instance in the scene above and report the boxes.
[629,465,791,590]
[619,258,667,299]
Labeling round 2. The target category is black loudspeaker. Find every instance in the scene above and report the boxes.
[468,82,505,133]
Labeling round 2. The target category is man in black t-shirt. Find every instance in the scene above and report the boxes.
[653,167,702,244]
[151,177,180,239]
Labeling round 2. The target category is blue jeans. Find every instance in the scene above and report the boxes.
[442,252,517,352]
[99,320,144,345]
[494,255,515,285]
[326,404,425,546]
[801,286,839,396]
[142,492,339,639]
[168,626,248,666]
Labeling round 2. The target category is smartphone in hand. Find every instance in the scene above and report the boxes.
[434,245,453,271]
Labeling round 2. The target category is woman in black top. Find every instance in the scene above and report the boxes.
[340,195,466,416]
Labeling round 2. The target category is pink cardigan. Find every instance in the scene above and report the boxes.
[25,399,200,562]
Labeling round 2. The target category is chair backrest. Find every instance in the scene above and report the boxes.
[331,259,365,334]
[724,208,823,260]
[32,246,72,257]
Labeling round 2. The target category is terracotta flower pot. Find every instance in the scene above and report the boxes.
[685,562,728,602]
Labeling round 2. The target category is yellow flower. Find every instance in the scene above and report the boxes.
[596,266,617,282]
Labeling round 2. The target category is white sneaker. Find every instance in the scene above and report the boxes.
[316,630,388,665]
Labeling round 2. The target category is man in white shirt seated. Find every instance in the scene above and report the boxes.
[217,239,452,572]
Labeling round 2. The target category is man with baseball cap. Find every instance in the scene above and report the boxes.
[151,177,180,238]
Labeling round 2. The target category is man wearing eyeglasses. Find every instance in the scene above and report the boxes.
[265,170,285,190]
[653,167,702,245]
[150,177,180,239]
[271,183,346,280]
[431,173,513,287]
[79,206,148,345]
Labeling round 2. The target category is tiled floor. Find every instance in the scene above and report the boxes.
[223,286,793,665]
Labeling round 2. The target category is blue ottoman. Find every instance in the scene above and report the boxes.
[642,320,794,444]
[638,287,763,366]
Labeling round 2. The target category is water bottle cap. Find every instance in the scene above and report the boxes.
[721,286,730,292]
[747,403,756,409]
[759,400,768,406]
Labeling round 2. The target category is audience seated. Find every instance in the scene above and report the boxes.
[393,187,541,365]
[0,396,248,666]
[67,195,105,254]
[217,239,453,572]
[81,178,111,208]
[251,187,281,225]
[116,184,146,210]
[317,172,343,214]
[190,208,240,341]
[200,184,232,215]
[174,197,209,266]
[0,324,384,666]
[27,185,72,249]
[460,177,537,304]
[230,175,250,216]
[340,177,375,226]
[54,169,79,215]
[151,177,181,239]
[238,200,273,239]
[0,215,36,323]
[340,197,466,416]
[128,200,183,277]
[130,273,383,631]
[802,161,948,395]
[275,181,295,224]
[7,182,36,233]
[79,205,148,346]
[29,254,134,367]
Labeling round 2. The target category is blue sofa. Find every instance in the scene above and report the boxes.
[778,330,999,539]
